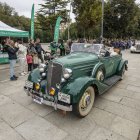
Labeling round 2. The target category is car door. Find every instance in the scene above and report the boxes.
[111,55,122,74]
[100,56,115,78]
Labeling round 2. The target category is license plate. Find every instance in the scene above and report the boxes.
[25,81,33,88]
[58,92,70,104]
[33,95,43,104]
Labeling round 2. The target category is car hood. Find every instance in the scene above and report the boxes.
[53,52,99,67]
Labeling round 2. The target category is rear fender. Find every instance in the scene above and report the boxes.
[61,77,98,104]
[118,59,128,72]
[91,62,105,78]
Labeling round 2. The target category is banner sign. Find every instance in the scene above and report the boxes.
[54,16,62,43]
[30,4,34,40]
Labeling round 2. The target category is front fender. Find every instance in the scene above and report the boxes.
[61,77,98,104]
[28,69,41,83]
[118,59,128,72]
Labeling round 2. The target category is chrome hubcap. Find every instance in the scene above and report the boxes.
[81,92,91,109]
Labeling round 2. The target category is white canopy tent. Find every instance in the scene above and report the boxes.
[0,21,29,37]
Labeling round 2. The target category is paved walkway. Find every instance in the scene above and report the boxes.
[0,50,139,140]
[0,63,19,70]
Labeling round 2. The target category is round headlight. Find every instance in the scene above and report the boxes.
[39,63,46,68]
[61,78,66,83]
[63,68,72,79]
[42,73,46,77]
[39,68,44,73]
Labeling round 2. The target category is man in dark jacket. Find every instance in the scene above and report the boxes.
[6,40,19,81]
[35,38,45,63]
[27,39,36,54]
[59,41,65,56]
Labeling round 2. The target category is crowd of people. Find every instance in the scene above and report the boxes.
[1,38,47,81]
[1,38,72,81]
[77,38,135,50]
[103,39,135,49]
[0,37,135,81]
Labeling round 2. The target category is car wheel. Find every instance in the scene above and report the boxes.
[73,86,95,118]
[120,65,126,80]
[96,68,105,82]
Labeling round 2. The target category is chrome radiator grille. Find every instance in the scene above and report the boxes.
[136,45,140,50]
[47,62,62,93]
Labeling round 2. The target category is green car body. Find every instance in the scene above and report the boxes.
[25,43,128,117]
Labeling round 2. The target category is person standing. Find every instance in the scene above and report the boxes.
[65,40,72,55]
[127,39,132,49]
[18,40,27,76]
[35,38,45,63]
[59,41,65,56]
[33,52,39,69]
[6,40,19,81]
[50,42,57,56]
[26,52,33,72]
[27,39,36,55]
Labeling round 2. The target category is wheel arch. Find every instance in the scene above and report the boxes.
[91,62,106,78]
[118,59,128,73]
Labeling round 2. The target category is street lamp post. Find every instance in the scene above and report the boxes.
[101,0,104,44]
[68,0,72,40]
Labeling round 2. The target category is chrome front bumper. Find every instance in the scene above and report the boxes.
[24,87,72,112]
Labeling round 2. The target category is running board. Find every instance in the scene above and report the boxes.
[104,75,121,86]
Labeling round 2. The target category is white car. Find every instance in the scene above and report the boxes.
[130,44,140,53]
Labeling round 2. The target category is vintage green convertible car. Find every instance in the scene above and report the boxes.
[24,43,128,117]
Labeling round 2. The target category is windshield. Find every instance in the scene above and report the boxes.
[71,43,102,54]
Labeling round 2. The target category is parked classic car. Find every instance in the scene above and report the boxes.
[24,43,128,117]
[130,43,140,53]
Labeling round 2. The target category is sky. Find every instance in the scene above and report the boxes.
[0,0,140,21]
[0,0,75,21]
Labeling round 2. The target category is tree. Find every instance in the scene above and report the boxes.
[36,0,69,42]
[72,0,102,39]
[70,0,140,40]
[104,0,140,38]
[0,2,30,35]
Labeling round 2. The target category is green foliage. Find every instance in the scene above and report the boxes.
[71,0,140,39]
[104,0,140,38]
[72,0,102,39]
[36,0,69,42]
[0,2,30,32]
[1,0,140,42]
